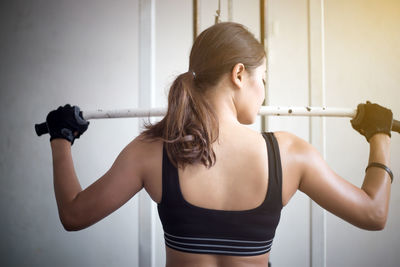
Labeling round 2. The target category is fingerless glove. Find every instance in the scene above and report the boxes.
[46,104,90,145]
[350,101,392,142]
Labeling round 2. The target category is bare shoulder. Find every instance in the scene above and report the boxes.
[130,134,164,203]
[130,134,163,179]
[271,131,313,205]
[273,130,323,178]
[273,131,311,155]
[133,133,163,154]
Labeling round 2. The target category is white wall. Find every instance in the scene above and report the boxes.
[1,0,140,266]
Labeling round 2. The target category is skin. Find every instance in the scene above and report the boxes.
[50,58,392,267]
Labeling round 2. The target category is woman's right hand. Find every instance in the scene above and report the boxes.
[350,101,393,142]
[46,104,90,145]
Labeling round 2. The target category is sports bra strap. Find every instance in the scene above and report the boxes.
[262,132,283,207]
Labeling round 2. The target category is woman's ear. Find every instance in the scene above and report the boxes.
[231,63,246,89]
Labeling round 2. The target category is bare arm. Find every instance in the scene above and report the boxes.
[51,136,149,231]
[361,134,391,227]
[51,139,83,229]
[294,133,391,230]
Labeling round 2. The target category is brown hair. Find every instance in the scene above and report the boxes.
[141,22,265,169]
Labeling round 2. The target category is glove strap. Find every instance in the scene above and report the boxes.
[365,162,393,183]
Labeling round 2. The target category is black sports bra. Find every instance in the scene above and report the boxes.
[157,132,283,256]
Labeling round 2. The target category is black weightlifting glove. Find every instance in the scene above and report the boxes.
[46,104,90,145]
[351,101,392,142]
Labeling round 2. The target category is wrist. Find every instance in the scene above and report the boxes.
[369,133,390,146]
[368,133,390,167]
[50,138,72,149]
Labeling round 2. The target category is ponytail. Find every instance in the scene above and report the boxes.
[142,22,265,169]
[141,71,219,169]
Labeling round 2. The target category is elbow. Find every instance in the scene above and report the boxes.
[364,205,388,231]
[370,215,387,231]
[59,211,85,232]
[62,221,82,232]
[60,216,80,232]
[366,219,386,231]
[62,223,78,232]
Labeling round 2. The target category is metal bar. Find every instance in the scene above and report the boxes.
[260,0,266,44]
[138,0,156,266]
[215,0,221,24]
[79,106,356,120]
[260,0,267,132]
[308,0,327,265]
[34,106,400,136]
[193,0,200,41]
[228,0,233,21]
[82,107,167,119]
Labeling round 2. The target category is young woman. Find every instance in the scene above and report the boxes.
[46,22,393,267]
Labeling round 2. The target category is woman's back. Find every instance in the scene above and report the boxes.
[142,125,293,266]
[177,126,269,211]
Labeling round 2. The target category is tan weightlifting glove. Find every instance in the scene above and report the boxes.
[350,101,392,142]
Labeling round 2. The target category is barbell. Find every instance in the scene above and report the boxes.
[34,106,400,136]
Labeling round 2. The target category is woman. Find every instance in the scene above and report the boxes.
[46,22,393,267]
